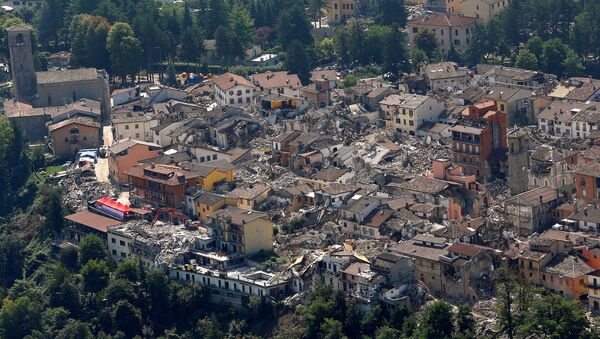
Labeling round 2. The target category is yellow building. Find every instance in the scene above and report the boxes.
[226,184,271,211]
[212,206,274,255]
[194,192,226,221]
[180,159,235,191]
[327,0,356,24]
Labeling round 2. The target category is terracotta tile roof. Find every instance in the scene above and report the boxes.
[126,164,201,186]
[311,70,338,83]
[581,146,600,161]
[251,71,302,90]
[109,138,161,154]
[227,184,270,200]
[545,254,594,278]
[505,186,560,206]
[409,13,477,27]
[574,162,600,178]
[314,167,349,182]
[65,211,123,233]
[538,102,595,123]
[48,117,100,132]
[213,72,256,91]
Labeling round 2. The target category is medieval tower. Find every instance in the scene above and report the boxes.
[7,25,37,102]
[507,129,529,195]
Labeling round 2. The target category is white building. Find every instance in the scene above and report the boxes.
[537,102,595,138]
[112,111,160,142]
[381,94,445,135]
[213,72,258,108]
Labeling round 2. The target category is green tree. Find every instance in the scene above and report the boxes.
[229,4,256,48]
[496,269,517,339]
[34,0,68,48]
[285,41,310,84]
[414,29,438,60]
[69,15,110,70]
[0,233,24,288]
[195,314,224,339]
[383,25,407,78]
[147,270,170,331]
[215,25,243,65]
[107,22,143,82]
[376,326,402,339]
[0,296,42,339]
[377,0,407,27]
[114,259,142,282]
[112,300,142,338]
[80,259,109,293]
[541,38,568,76]
[308,0,327,28]
[56,320,93,339]
[456,304,475,336]
[277,3,313,51]
[525,36,544,61]
[103,279,136,305]
[361,305,383,336]
[514,48,538,70]
[320,318,345,339]
[562,49,584,77]
[41,185,65,233]
[419,301,454,339]
[59,246,79,271]
[78,234,106,266]
[517,295,590,338]
[47,267,81,316]
[411,48,428,68]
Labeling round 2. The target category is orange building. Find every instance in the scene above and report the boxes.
[450,102,507,182]
[575,162,600,203]
[108,138,162,183]
[49,117,101,158]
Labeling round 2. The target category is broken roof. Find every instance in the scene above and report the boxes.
[545,254,594,278]
[212,206,269,225]
[574,162,600,178]
[392,176,450,194]
[537,102,595,123]
[422,62,467,80]
[379,93,430,108]
[314,167,349,182]
[227,184,270,200]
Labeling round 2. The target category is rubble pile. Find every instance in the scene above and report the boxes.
[59,173,117,211]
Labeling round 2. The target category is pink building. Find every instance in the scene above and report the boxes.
[108,138,162,183]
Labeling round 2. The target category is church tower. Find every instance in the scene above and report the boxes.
[6,25,37,102]
[507,129,529,195]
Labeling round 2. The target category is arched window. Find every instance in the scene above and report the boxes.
[15,33,24,45]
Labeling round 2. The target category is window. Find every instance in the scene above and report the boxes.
[120,252,126,258]
[412,27,418,33]
[120,240,125,246]
[112,250,117,255]
[111,238,116,243]
[125,125,129,130]
[212,154,217,160]
[135,124,139,129]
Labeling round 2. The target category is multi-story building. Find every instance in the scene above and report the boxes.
[108,138,162,183]
[250,71,302,98]
[572,108,600,139]
[507,128,529,195]
[327,0,356,24]
[421,62,468,91]
[537,102,596,138]
[504,186,562,236]
[48,117,101,158]
[575,162,600,203]
[213,72,258,108]
[454,0,509,22]
[407,13,478,55]
[528,145,578,191]
[381,94,445,135]
[126,162,234,208]
[112,110,160,142]
[450,103,507,182]
[301,79,331,108]
[211,206,273,256]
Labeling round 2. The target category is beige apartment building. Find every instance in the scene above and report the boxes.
[327,0,356,24]
[454,0,509,22]
[408,13,478,55]
[381,94,445,135]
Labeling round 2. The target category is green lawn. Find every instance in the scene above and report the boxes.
[45,165,63,175]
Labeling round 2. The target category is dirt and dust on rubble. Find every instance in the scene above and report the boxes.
[58,167,118,211]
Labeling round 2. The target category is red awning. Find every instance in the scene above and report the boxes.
[96,196,132,213]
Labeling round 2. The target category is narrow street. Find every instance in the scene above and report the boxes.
[95,124,113,183]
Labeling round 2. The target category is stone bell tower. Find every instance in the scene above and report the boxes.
[6,25,37,102]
